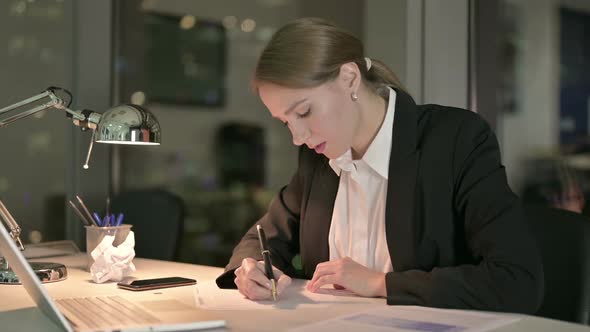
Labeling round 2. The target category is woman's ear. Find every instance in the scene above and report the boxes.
[338,62,361,92]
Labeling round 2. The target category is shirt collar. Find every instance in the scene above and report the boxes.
[329,87,396,179]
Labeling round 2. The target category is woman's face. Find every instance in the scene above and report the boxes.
[258,77,360,159]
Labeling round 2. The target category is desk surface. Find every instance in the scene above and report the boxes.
[1,254,589,332]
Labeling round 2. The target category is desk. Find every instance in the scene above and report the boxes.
[1,253,589,332]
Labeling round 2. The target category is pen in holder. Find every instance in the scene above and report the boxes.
[85,224,133,272]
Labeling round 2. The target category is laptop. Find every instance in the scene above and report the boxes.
[0,222,226,332]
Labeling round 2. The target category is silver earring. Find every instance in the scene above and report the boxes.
[351,92,358,101]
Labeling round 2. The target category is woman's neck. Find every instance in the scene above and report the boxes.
[351,88,388,160]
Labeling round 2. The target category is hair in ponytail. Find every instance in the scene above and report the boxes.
[364,58,406,97]
[253,17,407,97]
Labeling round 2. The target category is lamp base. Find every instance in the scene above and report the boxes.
[0,262,67,284]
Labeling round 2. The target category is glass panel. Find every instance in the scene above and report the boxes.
[0,1,72,244]
[114,0,406,266]
[495,0,590,215]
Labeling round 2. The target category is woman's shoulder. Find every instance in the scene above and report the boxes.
[416,104,491,135]
[413,104,494,153]
[418,104,484,124]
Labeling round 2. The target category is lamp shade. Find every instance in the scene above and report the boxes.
[95,104,161,145]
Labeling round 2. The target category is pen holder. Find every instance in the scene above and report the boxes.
[85,224,133,271]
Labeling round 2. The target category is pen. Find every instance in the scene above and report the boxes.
[68,200,91,226]
[102,214,110,227]
[106,197,111,220]
[116,213,124,226]
[256,225,277,301]
[76,195,97,227]
[92,212,103,226]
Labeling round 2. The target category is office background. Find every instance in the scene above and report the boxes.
[1,0,589,267]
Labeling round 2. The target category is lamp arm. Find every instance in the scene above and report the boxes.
[0,88,88,127]
[0,200,24,251]
[0,87,105,170]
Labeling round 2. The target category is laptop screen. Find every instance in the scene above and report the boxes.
[0,222,72,332]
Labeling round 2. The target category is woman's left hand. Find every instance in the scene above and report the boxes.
[306,257,386,297]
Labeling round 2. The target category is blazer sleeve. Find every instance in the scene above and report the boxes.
[216,147,306,288]
[385,114,544,314]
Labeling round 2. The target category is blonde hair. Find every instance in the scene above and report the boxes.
[253,17,405,96]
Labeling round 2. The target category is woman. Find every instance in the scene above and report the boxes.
[216,17,544,313]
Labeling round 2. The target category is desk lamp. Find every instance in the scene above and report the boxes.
[0,87,161,284]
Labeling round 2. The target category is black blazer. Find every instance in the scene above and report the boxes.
[216,89,544,314]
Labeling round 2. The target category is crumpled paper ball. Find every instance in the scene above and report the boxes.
[90,231,136,283]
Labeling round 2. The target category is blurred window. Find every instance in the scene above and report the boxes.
[0,0,72,244]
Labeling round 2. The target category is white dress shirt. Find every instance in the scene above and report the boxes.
[327,87,396,273]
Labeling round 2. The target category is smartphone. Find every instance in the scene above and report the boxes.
[117,277,196,291]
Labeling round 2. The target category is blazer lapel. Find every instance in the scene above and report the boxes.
[386,90,421,271]
[301,159,338,277]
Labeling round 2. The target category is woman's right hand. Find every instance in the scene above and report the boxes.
[234,257,292,300]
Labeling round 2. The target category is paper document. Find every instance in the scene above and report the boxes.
[196,279,377,310]
[288,305,520,332]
